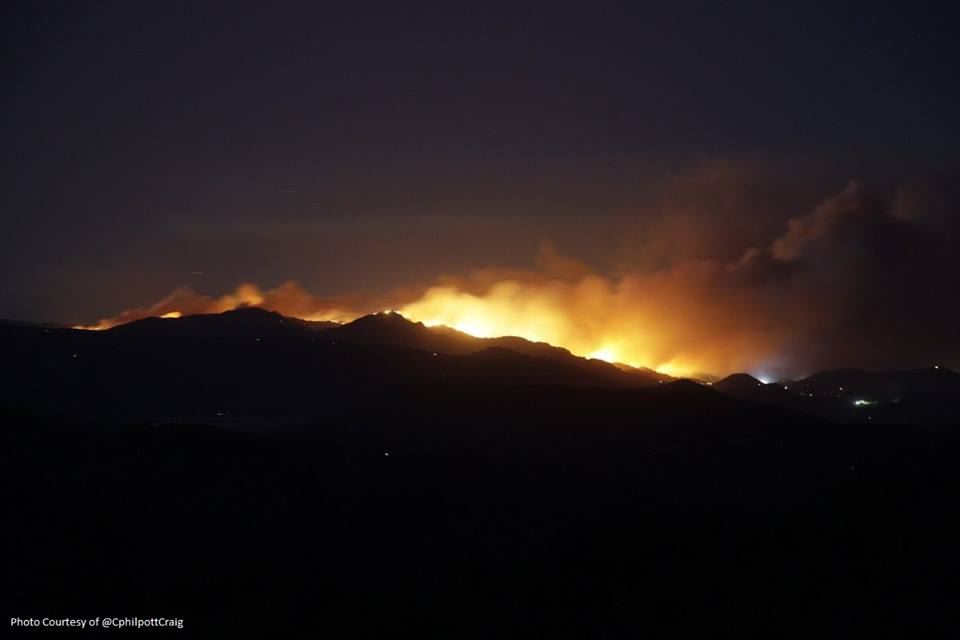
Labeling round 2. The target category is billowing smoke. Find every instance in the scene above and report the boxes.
[80,181,959,378]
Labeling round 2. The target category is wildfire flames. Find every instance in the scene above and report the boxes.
[72,182,960,378]
[72,270,772,378]
[74,283,711,376]
[398,281,708,376]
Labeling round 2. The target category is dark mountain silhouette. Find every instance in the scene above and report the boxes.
[108,306,335,339]
[107,308,667,388]
[715,373,804,407]
[107,308,664,381]
[793,366,960,397]
[714,372,764,394]
[324,310,452,347]
[712,367,960,425]
[0,308,677,421]
[1,308,956,424]
[650,378,716,399]
[6,307,960,637]
[325,311,670,385]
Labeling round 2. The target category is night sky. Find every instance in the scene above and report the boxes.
[3,1,958,374]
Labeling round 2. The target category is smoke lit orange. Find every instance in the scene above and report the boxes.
[74,181,960,379]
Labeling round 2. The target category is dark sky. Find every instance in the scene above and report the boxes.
[2,1,958,325]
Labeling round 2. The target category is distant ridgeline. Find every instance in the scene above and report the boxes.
[0,308,957,425]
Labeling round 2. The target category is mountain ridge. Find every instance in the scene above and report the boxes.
[3,307,956,425]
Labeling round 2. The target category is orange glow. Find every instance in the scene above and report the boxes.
[72,181,956,377]
[71,271,784,377]
[395,282,709,377]
[74,250,791,377]
[74,281,721,375]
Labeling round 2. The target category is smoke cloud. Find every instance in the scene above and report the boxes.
[81,181,960,378]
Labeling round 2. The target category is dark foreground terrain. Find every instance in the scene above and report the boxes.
[8,394,960,637]
[5,310,960,637]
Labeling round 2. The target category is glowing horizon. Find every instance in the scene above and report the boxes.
[73,303,701,377]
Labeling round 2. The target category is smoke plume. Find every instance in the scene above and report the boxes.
[80,181,960,378]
